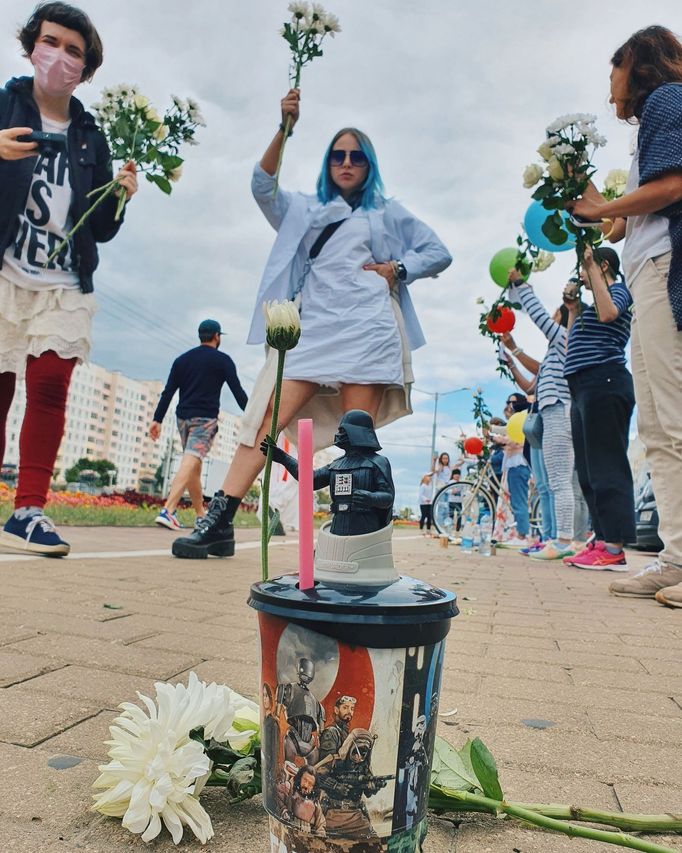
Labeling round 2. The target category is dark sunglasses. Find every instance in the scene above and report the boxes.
[329,149,369,168]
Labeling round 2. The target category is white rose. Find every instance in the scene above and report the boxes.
[168,165,183,182]
[547,156,564,182]
[537,140,553,161]
[532,251,555,272]
[605,168,628,192]
[153,123,169,142]
[522,163,544,188]
[145,106,161,123]
[133,93,149,110]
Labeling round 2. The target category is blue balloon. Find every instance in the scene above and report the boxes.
[523,200,576,252]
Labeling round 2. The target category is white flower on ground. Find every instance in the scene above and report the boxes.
[532,250,555,272]
[522,163,544,188]
[603,168,628,197]
[92,673,248,845]
[223,700,260,752]
[263,300,302,351]
[547,156,565,182]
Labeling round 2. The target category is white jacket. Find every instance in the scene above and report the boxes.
[246,164,453,350]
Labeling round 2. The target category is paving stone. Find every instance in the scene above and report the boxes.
[35,711,115,762]
[0,650,64,687]
[131,629,258,662]
[0,686,98,747]
[5,634,201,679]
[588,707,682,745]
[0,624,38,646]
[570,666,682,695]
[613,781,682,813]
[20,665,157,707]
[491,642,644,672]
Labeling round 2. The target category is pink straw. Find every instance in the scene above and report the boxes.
[297,418,315,589]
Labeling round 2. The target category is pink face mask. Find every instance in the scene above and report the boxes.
[31,42,84,98]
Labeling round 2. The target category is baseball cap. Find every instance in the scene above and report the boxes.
[198,319,222,336]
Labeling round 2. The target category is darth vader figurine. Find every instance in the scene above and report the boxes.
[260,410,395,537]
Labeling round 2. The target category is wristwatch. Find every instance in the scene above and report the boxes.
[394,260,407,281]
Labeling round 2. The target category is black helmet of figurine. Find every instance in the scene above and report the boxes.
[334,410,381,451]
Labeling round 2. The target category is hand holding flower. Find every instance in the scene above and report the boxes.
[280,88,300,130]
[115,160,138,200]
[566,196,608,222]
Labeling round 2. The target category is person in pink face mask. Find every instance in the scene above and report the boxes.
[0,3,138,557]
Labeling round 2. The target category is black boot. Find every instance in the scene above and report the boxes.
[172,491,239,559]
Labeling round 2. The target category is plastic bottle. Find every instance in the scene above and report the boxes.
[460,517,474,554]
[472,521,481,552]
[479,513,493,557]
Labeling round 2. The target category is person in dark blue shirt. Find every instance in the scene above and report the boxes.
[563,246,635,571]
[149,319,247,530]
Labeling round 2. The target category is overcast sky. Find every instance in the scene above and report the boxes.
[2,1,678,509]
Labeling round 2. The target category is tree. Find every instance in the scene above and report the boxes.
[65,458,118,487]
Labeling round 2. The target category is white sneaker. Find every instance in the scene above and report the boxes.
[498,536,529,549]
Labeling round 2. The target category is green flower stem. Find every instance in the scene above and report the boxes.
[260,348,286,582]
[45,180,118,265]
[272,62,303,198]
[429,788,679,853]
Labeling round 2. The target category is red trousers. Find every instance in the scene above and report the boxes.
[0,351,76,509]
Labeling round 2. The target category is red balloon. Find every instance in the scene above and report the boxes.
[463,436,484,456]
[486,307,516,334]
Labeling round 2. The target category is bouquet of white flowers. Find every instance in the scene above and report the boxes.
[47,85,205,262]
[522,113,608,285]
[273,2,341,193]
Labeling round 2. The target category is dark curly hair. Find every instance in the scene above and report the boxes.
[611,25,682,121]
[18,2,103,81]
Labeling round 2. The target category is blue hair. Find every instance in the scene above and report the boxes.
[316,128,385,209]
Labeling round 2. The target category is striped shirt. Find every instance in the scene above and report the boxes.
[509,284,569,409]
[564,282,632,376]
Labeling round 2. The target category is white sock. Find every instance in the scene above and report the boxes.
[14,506,42,520]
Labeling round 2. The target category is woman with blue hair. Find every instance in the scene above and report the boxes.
[173,88,452,558]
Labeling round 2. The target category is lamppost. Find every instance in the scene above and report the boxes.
[413,386,470,470]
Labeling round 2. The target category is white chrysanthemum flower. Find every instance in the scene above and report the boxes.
[533,250,555,272]
[263,300,301,351]
[522,163,544,188]
[288,1,310,20]
[322,12,341,34]
[552,143,575,157]
[171,94,186,110]
[185,97,207,127]
[92,673,247,845]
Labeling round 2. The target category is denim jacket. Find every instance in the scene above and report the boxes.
[246,164,452,350]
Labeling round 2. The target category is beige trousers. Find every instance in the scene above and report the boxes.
[630,252,682,567]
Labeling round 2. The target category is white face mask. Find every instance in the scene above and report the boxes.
[31,42,84,98]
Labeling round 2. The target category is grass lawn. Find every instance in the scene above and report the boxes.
[0,502,262,528]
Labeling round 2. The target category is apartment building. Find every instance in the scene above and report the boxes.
[3,361,242,489]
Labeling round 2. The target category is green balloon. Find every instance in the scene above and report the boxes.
[489,247,528,288]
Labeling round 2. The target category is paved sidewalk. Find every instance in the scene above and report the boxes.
[1,527,681,852]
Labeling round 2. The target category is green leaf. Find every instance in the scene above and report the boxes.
[147,173,172,195]
[267,508,281,543]
[532,183,555,200]
[541,215,568,246]
[431,736,480,792]
[470,737,504,801]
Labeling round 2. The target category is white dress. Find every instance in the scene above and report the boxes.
[283,206,403,386]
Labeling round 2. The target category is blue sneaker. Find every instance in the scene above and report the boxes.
[155,508,183,530]
[0,512,70,557]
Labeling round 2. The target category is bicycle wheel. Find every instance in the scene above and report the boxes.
[431,481,496,537]
[529,494,542,538]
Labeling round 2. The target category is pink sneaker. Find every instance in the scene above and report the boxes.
[572,541,628,571]
[563,540,596,566]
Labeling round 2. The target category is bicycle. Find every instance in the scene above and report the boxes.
[431,459,543,539]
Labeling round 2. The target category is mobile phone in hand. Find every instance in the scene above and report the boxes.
[17,131,66,157]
